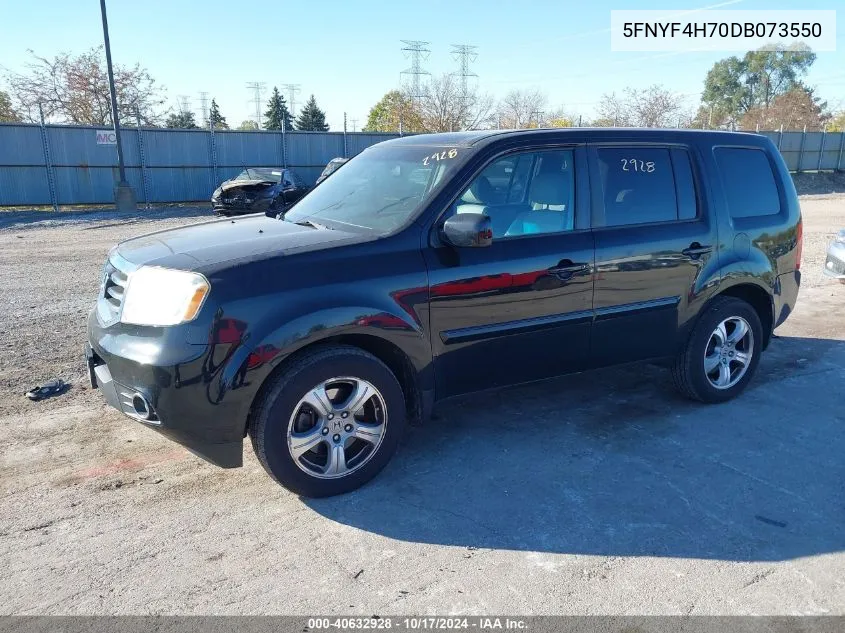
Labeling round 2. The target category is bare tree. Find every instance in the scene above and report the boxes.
[626,85,688,128]
[496,88,548,129]
[5,47,166,125]
[416,73,494,132]
[593,85,689,128]
[593,92,631,126]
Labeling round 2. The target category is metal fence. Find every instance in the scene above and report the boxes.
[0,123,401,207]
[0,124,843,207]
[759,130,845,172]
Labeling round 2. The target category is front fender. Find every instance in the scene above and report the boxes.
[209,303,433,427]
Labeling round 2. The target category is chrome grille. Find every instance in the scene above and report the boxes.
[104,265,127,309]
[96,252,137,326]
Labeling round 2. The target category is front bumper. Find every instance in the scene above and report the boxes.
[211,195,274,215]
[86,310,250,468]
[823,242,845,280]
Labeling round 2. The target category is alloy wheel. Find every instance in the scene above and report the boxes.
[703,316,754,390]
[286,377,387,479]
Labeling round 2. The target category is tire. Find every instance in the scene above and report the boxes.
[249,345,406,497]
[672,296,764,403]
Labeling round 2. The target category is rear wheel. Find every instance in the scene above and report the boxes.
[672,296,763,403]
[249,345,406,497]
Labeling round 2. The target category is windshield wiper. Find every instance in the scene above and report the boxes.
[293,219,333,230]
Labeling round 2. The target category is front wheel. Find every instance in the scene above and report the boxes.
[672,296,764,403]
[249,345,406,497]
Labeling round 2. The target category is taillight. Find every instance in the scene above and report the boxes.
[795,219,803,271]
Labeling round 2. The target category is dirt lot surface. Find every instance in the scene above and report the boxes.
[0,196,843,615]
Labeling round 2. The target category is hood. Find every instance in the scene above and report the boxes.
[218,179,277,192]
[116,214,365,271]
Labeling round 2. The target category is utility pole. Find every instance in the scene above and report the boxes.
[100,0,135,211]
[400,40,431,104]
[246,81,266,128]
[281,83,301,119]
[350,118,359,133]
[198,91,210,127]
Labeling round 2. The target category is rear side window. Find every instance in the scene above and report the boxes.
[595,147,696,227]
[714,147,780,218]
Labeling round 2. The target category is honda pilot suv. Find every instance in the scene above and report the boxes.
[86,129,802,497]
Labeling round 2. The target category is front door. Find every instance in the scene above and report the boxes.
[587,143,719,366]
[424,146,595,399]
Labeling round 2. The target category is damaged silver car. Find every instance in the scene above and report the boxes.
[823,229,845,283]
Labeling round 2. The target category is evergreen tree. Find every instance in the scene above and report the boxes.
[295,94,329,131]
[0,90,21,122]
[264,87,293,130]
[165,110,198,129]
[208,98,228,129]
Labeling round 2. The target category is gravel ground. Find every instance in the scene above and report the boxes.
[0,195,843,615]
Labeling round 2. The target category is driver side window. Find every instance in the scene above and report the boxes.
[453,149,575,239]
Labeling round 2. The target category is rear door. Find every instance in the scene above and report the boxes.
[425,145,595,398]
[588,142,719,366]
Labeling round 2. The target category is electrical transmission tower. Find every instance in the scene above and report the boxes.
[350,118,359,133]
[451,44,478,103]
[400,40,431,101]
[246,81,266,127]
[177,95,191,114]
[198,91,210,126]
[281,83,301,118]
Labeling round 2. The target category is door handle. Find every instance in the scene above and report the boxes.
[681,243,712,258]
[548,261,589,279]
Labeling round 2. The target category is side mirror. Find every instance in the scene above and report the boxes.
[441,213,493,248]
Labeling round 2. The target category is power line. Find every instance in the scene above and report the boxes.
[281,84,301,118]
[246,81,266,127]
[198,91,209,126]
[400,40,431,101]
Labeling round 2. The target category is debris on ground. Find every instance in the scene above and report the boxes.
[25,379,69,401]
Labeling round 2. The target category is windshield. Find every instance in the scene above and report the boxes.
[234,168,282,183]
[284,144,468,234]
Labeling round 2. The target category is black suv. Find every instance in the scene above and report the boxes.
[86,129,802,497]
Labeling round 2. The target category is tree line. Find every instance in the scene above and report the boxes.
[363,43,844,133]
[0,47,330,131]
[164,87,329,131]
[2,44,843,133]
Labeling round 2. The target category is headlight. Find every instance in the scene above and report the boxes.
[121,266,210,326]
[834,229,845,244]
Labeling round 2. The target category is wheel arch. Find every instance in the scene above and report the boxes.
[708,281,775,349]
[243,332,429,439]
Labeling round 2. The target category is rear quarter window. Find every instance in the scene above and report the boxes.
[595,146,697,227]
[714,147,780,218]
